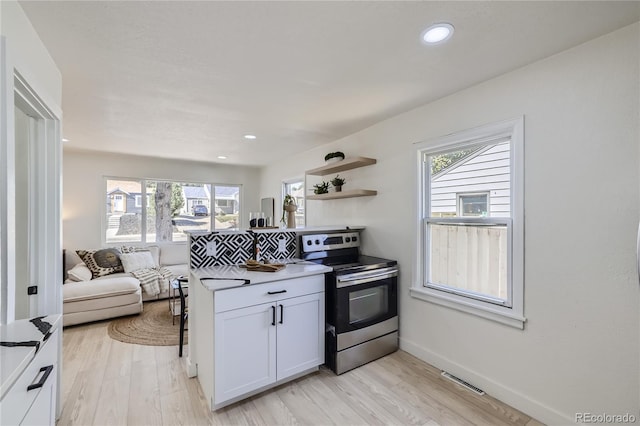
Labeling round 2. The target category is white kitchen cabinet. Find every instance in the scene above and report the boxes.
[192,270,326,410]
[276,293,323,380]
[1,327,59,426]
[214,302,276,403]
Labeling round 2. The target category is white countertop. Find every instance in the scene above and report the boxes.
[1,314,61,399]
[191,262,333,291]
[186,225,365,235]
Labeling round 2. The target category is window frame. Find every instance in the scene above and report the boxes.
[103,177,243,245]
[282,177,306,228]
[412,117,525,329]
[457,192,489,217]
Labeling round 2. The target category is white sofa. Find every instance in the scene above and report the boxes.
[63,244,189,327]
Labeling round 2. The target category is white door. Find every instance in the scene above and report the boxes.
[214,302,276,404]
[276,292,324,381]
[113,194,124,212]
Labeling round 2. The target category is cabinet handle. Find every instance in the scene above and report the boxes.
[267,290,287,295]
[279,304,284,324]
[27,365,54,391]
[271,306,276,326]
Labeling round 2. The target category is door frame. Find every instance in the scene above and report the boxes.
[1,36,62,324]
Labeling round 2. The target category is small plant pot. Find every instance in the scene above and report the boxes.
[326,157,343,164]
[334,186,342,192]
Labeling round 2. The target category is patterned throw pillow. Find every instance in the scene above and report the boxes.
[76,248,124,278]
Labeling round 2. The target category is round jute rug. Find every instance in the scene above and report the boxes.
[107,300,187,346]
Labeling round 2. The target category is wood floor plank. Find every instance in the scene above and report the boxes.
[249,390,299,426]
[92,375,131,426]
[317,367,417,426]
[294,372,368,425]
[380,353,517,426]
[349,365,452,426]
[103,339,134,380]
[127,363,163,426]
[132,341,157,365]
[160,389,199,426]
[275,378,333,425]
[60,320,540,426]
[156,356,190,396]
[184,375,220,426]
[392,351,532,425]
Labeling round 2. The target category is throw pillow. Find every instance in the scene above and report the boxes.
[67,263,93,282]
[76,248,124,279]
[120,251,157,273]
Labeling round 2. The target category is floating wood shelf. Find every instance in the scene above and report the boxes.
[307,189,377,200]
[305,157,377,176]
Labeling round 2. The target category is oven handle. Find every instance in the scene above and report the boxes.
[336,267,398,288]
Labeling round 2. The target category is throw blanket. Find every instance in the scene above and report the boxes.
[131,267,175,297]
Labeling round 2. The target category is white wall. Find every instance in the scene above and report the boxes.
[63,150,262,250]
[260,24,640,424]
[1,1,62,324]
[0,1,62,116]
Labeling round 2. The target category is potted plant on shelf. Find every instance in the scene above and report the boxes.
[313,181,330,195]
[324,151,345,164]
[330,175,346,192]
[281,194,297,228]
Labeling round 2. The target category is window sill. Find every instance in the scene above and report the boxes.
[410,286,526,329]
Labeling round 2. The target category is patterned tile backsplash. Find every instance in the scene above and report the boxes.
[190,232,254,268]
[189,231,298,268]
[255,231,297,261]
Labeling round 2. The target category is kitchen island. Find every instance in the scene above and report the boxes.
[189,262,332,410]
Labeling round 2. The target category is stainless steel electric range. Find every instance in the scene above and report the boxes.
[300,231,398,375]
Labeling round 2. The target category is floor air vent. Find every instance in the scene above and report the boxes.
[441,371,485,395]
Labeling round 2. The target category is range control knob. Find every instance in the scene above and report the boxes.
[345,237,351,242]
[352,236,358,242]
[306,240,312,246]
[315,239,320,245]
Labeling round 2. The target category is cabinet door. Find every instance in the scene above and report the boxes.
[276,292,324,381]
[214,302,276,404]
[20,366,57,426]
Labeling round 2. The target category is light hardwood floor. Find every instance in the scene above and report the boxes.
[59,321,543,426]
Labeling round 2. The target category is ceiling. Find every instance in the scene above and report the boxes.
[20,1,640,166]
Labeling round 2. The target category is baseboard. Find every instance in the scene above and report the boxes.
[186,355,197,378]
[399,337,572,425]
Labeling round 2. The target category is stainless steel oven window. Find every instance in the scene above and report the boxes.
[349,285,389,325]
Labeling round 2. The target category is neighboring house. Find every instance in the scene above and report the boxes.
[430,141,510,218]
[182,185,211,215]
[106,181,144,215]
[214,186,240,214]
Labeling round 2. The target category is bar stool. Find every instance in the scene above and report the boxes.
[171,276,188,357]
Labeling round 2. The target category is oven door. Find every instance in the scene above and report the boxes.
[333,267,398,335]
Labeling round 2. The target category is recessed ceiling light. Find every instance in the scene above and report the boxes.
[421,23,454,45]
[217,155,227,160]
[62,138,70,142]
[244,134,257,140]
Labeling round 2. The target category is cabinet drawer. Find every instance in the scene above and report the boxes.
[215,274,324,313]
[0,329,58,426]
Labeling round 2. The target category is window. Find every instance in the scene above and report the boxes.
[457,192,489,217]
[412,118,525,328]
[283,179,305,227]
[105,179,242,244]
[211,185,241,230]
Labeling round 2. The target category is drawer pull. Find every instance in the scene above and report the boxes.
[279,304,284,324]
[27,365,54,391]
[267,290,287,295]
[271,306,276,326]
